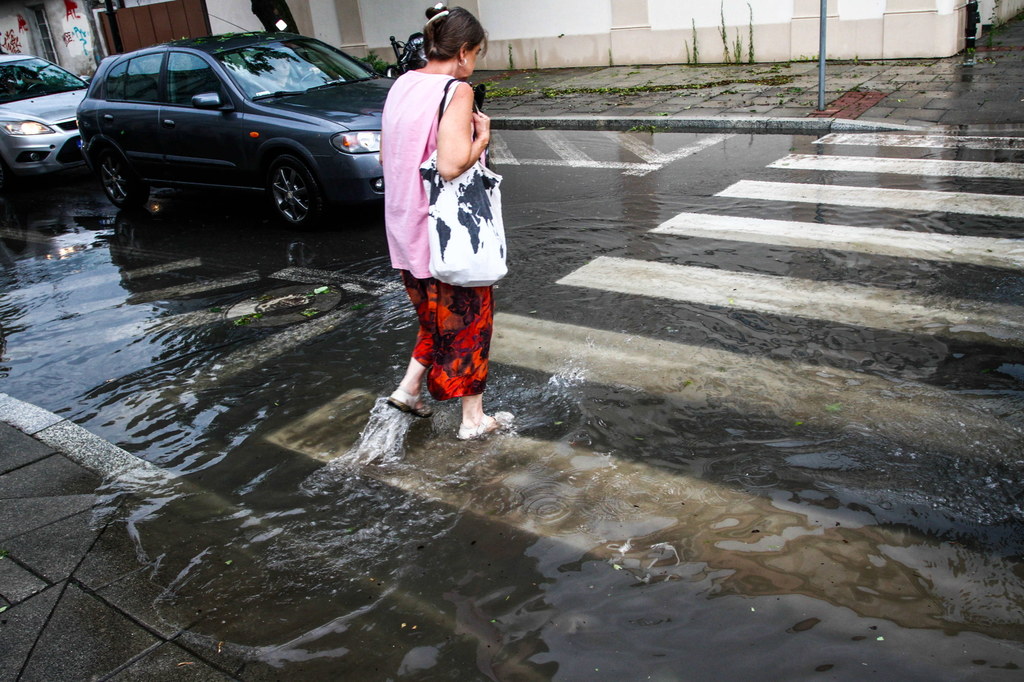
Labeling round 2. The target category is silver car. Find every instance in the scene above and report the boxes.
[0,54,87,190]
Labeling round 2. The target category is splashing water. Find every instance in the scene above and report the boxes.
[337,397,414,466]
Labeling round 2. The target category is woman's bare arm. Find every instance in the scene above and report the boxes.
[436,82,490,181]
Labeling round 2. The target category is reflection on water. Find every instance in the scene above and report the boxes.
[1,136,1023,677]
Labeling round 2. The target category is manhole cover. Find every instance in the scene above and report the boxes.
[225,284,345,327]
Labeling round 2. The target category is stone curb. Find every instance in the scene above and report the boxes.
[491,114,924,134]
[0,392,170,482]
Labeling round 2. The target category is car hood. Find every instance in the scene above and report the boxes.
[0,89,86,123]
[256,78,391,129]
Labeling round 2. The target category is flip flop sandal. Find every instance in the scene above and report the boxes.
[387,388,433,418]
[457,411,514,440]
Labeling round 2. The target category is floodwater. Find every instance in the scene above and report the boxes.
[1,133,1023,679]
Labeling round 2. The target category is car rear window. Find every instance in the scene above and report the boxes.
[105,53,163,103]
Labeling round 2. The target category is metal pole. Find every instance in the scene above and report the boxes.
[818,0,827,111]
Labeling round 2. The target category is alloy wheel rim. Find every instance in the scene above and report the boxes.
[100,155,127,202]
[272,166,309,223]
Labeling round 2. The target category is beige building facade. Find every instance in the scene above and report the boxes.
[220,0,1021,69]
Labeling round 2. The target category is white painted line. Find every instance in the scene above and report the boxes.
[816,132,1024,151]
[489,313,1024,460]
[127,271,261,304]
[487,133,520,165]
[269,267,400,293]
[717,180,1024,218]
[557,256,1024,345]
[122,257,203,280]
[613,132,663,163]
[770,154,1024,180]
[652,213,1024,270]
[537,130,595,164]
[485,157,660,172]
[190,308,354,389]
[622,133,733,177]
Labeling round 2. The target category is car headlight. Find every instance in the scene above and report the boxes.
[0,120,57,135]
[331,131,380,154]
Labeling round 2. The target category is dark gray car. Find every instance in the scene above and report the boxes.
[77,32,392,228]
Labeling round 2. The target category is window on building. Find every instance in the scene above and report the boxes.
[27,5,58,63]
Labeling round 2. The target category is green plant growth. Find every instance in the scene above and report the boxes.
[508,45,514,70]
[720,3,730,63]
[360,51,389,75]
[748,3,755,63]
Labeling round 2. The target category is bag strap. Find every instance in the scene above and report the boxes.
[437,78,460,122]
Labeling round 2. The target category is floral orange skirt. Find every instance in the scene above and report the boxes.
[401,271,493,401]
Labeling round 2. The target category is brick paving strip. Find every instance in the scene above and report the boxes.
[808,91,889,119]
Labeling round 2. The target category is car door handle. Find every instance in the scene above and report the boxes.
[102,114,113,120]
[162,119,175,128]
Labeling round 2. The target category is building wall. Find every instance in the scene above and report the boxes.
[331,0,979,69]
[0,0,101,74]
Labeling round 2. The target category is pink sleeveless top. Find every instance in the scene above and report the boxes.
[381,71,462,279]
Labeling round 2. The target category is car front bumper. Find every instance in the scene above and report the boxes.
[0,125,85,177]
[316,150,385,204]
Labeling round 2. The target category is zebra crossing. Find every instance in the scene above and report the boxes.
[490,131,1024,459]
[488,130,733,176]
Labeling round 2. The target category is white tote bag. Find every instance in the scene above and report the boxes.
[419,80,507,288]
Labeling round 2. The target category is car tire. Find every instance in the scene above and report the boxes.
[97,148,149,209]
[267,155,324,229]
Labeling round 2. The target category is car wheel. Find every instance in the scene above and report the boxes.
[97,148,149,209]
[267,155,324,229]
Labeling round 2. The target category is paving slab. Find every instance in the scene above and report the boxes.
[73,518,158,591]
[0,453,100,499]
[0,556,48,603]
[96,571,199,639]
[0,423,54,475]
[0,583,63,682]
[19,582,161,682]
[0,494,96,542]
[3,509,104,583]
[110,642,236,680]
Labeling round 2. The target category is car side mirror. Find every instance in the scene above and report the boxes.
[192,92,231,111]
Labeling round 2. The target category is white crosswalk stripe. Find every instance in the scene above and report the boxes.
[126,272,261,304]
[717,180,1024,218]
[489,313,1023,460]
[652,212,1024,269]
[816,132,1024,151]
[122,258,203,280]
[487,131,730,175]
[770,154,1024,180]
[482,131,1024,464]
[557,256,1024,346]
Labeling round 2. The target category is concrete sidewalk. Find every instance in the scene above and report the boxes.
[4,17,1024,682]
[479,19,1024,133]
[0,395,241,680]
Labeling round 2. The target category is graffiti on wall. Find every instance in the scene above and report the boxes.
[2,29,22,54]
[64,0,81,21]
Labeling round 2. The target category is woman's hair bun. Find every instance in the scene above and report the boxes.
[426,3,449,19]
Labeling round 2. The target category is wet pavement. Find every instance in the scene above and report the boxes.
[3,21,1024,682]
[479,19,1024,132]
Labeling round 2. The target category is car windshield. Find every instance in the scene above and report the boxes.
[216,39,376,100]
[0,58,87,104]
